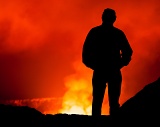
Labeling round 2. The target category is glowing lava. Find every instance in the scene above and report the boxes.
[59,72,92,115]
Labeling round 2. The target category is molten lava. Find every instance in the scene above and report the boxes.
[59,78,92,115]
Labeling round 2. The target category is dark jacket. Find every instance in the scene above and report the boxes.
[82,25,133,71]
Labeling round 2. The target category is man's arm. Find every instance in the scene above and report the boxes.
[120,31,133,67]
[82,29,95,70]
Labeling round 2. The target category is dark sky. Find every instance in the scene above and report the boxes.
[0,0,160,114]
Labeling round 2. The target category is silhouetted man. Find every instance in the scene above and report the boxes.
[82,8,133,116]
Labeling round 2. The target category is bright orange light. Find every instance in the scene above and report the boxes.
[60,105,91,115]
[59,67,92,115]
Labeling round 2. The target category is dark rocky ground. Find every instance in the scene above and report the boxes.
[0,77,160,127]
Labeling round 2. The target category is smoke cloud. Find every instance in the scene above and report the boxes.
[0,0,160,114]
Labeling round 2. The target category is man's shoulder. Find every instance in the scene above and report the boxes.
[89,25,125,36]
[87,25,102,35]
[90,25,102,31]
[113,27,124,34]
[91,26,124,32]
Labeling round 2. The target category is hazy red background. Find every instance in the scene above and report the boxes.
[0,0,160,115]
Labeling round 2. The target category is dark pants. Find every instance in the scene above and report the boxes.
[92,69,122,116]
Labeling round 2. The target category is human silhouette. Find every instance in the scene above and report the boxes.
[82,8,133,116]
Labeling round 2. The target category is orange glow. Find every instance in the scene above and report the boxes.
[0,98,61,114]
[59,78,92,115]
[0,0,160,115]
[59,61,92,115]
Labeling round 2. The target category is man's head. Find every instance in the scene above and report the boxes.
[102,8,116,24]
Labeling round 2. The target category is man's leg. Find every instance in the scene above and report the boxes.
[92,71,106,116]
[108,70,122,116]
